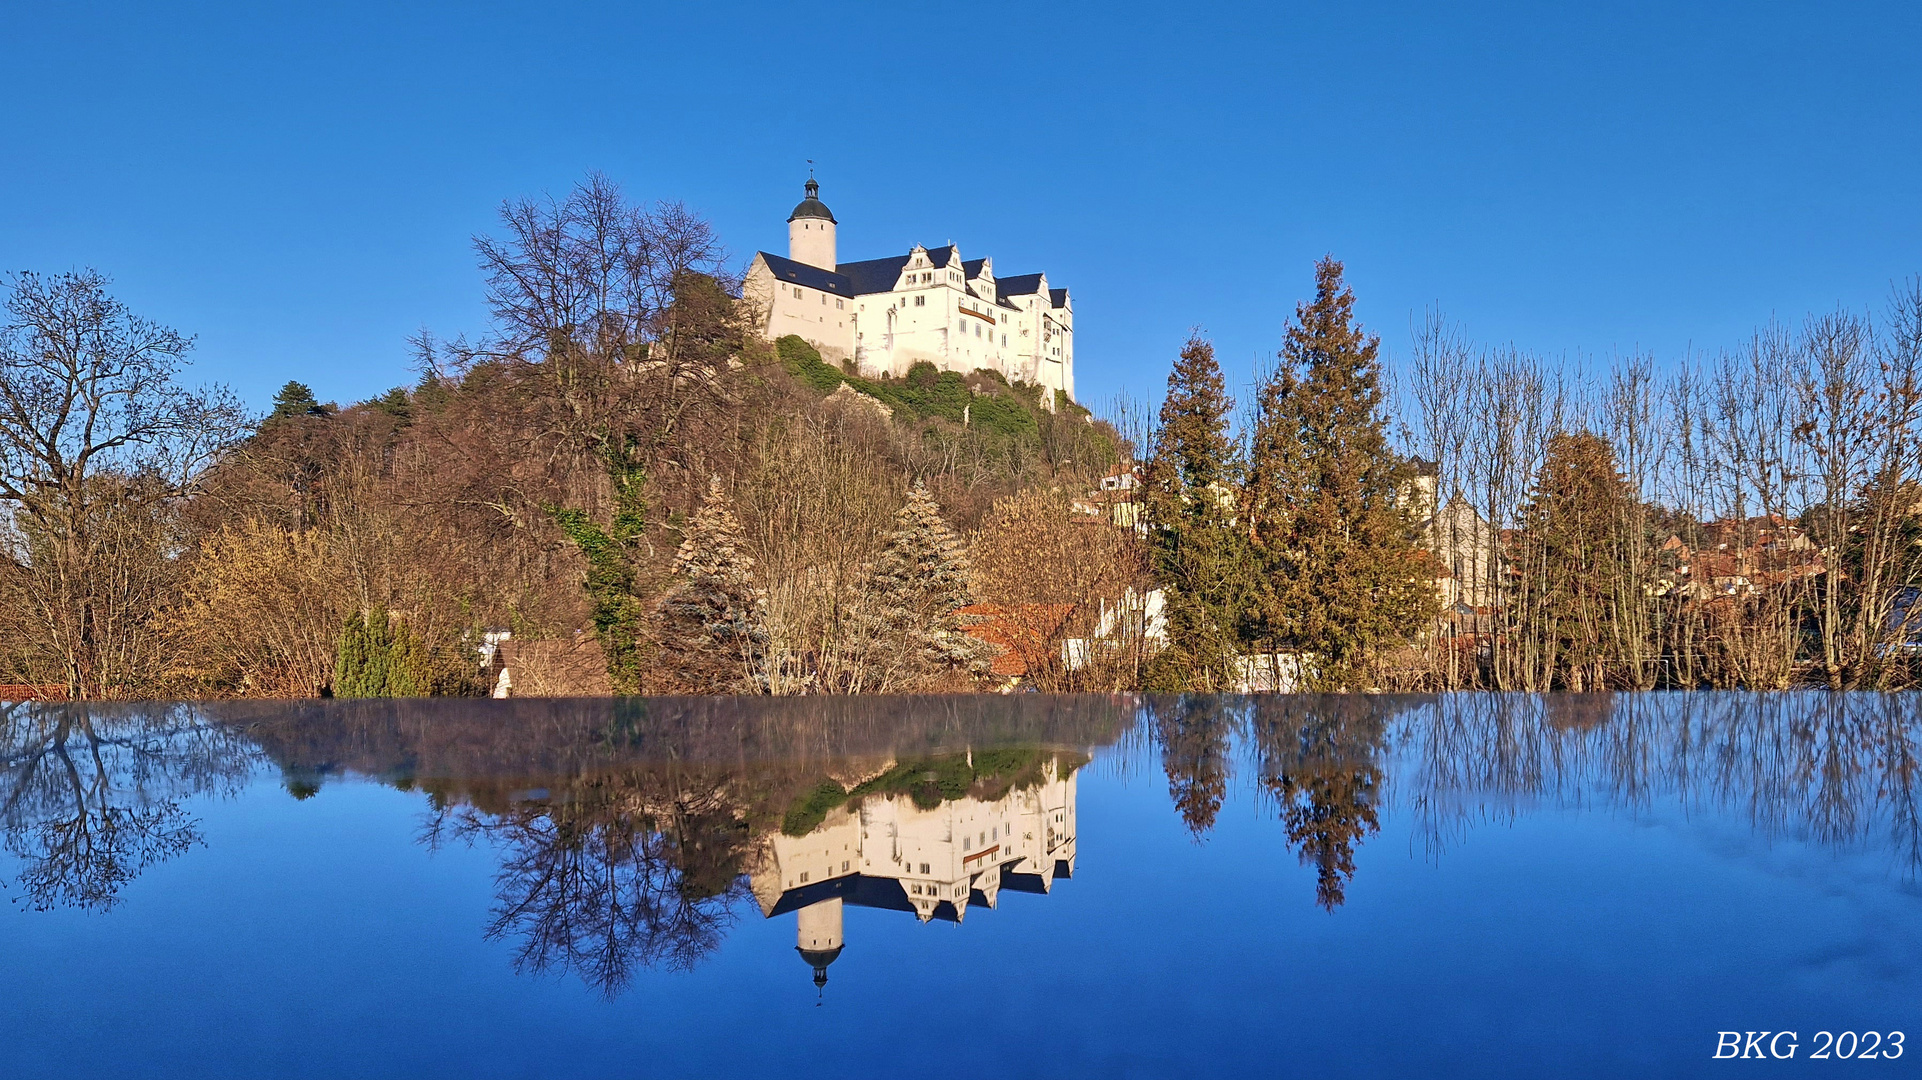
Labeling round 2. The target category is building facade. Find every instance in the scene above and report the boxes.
[743,178,1076,402]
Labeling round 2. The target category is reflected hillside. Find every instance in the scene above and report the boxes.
[218,695,1132,996]
[8,693,1918,998]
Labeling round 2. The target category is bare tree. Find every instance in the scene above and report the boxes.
[0,271,244,697]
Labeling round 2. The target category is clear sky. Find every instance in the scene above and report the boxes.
[4,2,1918,416]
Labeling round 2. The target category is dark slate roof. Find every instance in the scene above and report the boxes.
[837,254,910,295]
[961,258,987,278]
[997,273,1044,296]
[758,252,853,295]
[787,179,836,224]
[925,245,956,268]
[1000,870,1051,894]
[1049,288,1069,308]
[767,873,916,917]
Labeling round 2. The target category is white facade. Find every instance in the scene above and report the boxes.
[743,179,1076,403]
[751,757,1079,986]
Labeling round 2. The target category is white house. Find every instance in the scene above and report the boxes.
[751,757,1079,989]
[743,177,1076,404]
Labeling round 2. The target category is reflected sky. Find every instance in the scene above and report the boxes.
[2,694,1918,1078]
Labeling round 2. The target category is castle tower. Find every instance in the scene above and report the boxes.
[787,176,837,270]
[795,897,845,992]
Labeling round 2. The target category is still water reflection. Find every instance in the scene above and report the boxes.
[3,694,1918,1077]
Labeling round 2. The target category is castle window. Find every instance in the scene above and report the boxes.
[836,299,843,309]
[821,294,827,304]
[1002,334,1008,347]
[792,287,802,299]
[915,295,925,307]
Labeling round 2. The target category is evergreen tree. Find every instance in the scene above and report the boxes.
[1143,335,1250,691]
[1247,258,1437,688]
[655,478,771,694]
[1518,431,1640,690]
[854,481,991,689]
[269,380,323,420]
[334,610,430,697]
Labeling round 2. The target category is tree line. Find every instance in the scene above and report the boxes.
[7,170,1920,697]
[1143,260,1922,691]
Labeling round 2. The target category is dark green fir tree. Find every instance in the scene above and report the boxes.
[1246,258,1437,688]
[1142,335,1251,691]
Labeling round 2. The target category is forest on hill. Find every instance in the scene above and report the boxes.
[4,172,1922,699]
[0,176,1135,700]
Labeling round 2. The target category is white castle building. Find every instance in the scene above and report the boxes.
[743,178,1077,402]
[750,757,1079,990]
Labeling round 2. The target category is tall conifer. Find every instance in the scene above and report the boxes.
[854,482,990,689]
[1143,335,1250,690]
[655,478,771,694]
[1517,431,1641,690]
[1247,259,1436,688]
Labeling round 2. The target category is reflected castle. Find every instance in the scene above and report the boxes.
[756,754,1078,988]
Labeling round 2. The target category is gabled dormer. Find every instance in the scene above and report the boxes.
[964,257,995,304]
[898,244,931,290]
[927,244,962,288]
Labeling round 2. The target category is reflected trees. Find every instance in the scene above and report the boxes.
[1396,692,1922,880]
[1148,696,1234,838]
[423,766,756,997]
[1250,696,1394,910]
[0,703,254,909]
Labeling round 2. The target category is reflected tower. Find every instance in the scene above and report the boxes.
[796,896,845,992]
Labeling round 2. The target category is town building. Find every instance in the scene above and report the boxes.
[743,177,1076,403]
[751,757,1078,990]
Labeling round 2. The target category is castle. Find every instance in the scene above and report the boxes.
[744,177,1076,402]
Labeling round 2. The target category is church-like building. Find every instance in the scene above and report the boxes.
[743,178,1076,403]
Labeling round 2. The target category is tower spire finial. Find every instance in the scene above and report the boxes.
[804,160,818,199]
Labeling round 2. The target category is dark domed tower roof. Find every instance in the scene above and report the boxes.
[788,178,837,224]
[797,944,844,990]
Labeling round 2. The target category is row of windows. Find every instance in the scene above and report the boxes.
[952,320,1012,348]
[793,859,855,886]
[790,286,843,310]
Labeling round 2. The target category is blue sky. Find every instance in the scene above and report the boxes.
[3,2,1918,416]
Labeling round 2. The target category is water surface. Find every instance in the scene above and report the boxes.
[3,694,1917,1078]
